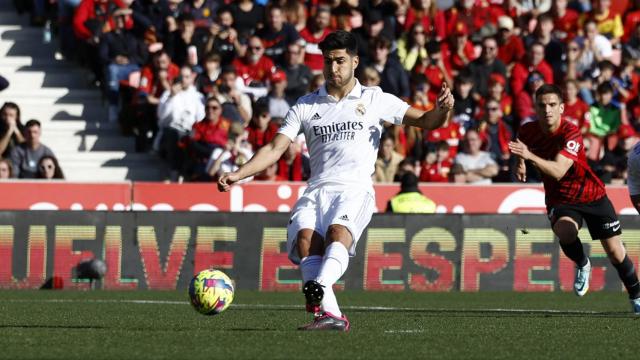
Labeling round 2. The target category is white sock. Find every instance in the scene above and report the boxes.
[316,242,350,317]
[300,255,322,283]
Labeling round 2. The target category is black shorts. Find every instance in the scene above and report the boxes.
[547,196,621,240]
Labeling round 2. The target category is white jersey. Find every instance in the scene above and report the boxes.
[278,80,410,189]
[628,141,640,196]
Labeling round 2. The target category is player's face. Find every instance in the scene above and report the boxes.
[323,49,358,89]
[535,93,564,131]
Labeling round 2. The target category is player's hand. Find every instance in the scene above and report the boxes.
[217,172,241,192]
[436,83,454,111]
[508,139,531,160]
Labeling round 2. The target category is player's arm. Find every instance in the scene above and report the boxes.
[217,133,292,192]
[508,138,573,181]
[402,83,454,130]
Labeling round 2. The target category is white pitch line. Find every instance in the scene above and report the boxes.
[0,298,603,314]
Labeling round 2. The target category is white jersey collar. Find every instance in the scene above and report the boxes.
[318,79,363,100]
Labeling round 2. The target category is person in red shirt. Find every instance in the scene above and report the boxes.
[414,40,453,101]
[440,21,476,76]
[510,42,554,97]
[496,15,525,69]
[478,73,513,121]
[403,0,446,41]
[419,140,451,182]
[563,79,590,133]
[623,0,640,42]
[445,0,505,44]
[246,104,278,152]
[299,5,332,74]
[509,84,640,312]
[550,0,580,43]
[187,97,231,179]
[277,141,306,181]
[232,36,276,87]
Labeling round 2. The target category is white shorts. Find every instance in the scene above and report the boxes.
[629,144,640,196]
[286,185,375,264]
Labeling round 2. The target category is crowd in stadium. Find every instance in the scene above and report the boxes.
[2,0,640,184]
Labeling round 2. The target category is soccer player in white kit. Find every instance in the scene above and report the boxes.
[218,30,454,331]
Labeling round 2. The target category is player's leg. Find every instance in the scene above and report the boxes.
[600,236,640,313]
[315,224,353,317]
[296,229,325,313]
[552,215,590,296]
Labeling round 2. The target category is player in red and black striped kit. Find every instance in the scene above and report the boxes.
[509,84,640,314]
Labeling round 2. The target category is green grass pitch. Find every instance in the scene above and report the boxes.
[0,290,638,359]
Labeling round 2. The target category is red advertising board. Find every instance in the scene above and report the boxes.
[0,182,131,211]
[0,181,636,214]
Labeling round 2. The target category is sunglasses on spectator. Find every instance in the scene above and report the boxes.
[487,107,500,112]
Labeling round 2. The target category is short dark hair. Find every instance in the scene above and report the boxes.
[25,119,41,128]
[535,84,563,100]
[319,30,358,56]
[596,82,614,95]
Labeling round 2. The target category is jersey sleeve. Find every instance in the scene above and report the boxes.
[558,124,582,162]
[377,91,411,125]
[278,102,303,141]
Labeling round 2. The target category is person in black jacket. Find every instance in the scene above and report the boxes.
[366,36,410,99]
[100,8,149,122]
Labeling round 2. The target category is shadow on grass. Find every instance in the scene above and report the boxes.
[0,325,106,329]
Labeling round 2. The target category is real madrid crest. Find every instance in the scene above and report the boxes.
[355,103,366,116]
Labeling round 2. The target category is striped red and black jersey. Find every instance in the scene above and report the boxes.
[517,118,605,206]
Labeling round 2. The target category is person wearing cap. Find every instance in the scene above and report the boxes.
[496,15,525,69]
[100,7,148,123]
[258,69,290,120]
[385,172,436,213]
[441,21,476,75]
[510,42,554,97]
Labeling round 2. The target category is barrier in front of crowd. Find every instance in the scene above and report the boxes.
[1,211,639,291]
[0,181,636,214]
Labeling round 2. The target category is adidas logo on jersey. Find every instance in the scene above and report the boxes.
[311,113,321,120]
[339,214,349,221]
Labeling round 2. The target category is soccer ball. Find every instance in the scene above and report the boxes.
[188,269,235,315]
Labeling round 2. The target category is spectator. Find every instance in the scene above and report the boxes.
[511,0,551,25]
[100,7,148,123]
[375,134,404,183]
[203,6,242,66]
[130,0,172,44]
[424,104,464,158]
[580,0,623,46]
[37,156,65,180]
[156,65,205,181]
[180,0,219,32]
[309,73,324,93]
[214,66,252,125]
[73,0,130,85]
[468,36,507,100]
[563,79,590,133]
[624,0,640,43]
[276,141,306,181]
[186,97,230,180]
[58,0,83,60]
[394,157,418,182]
[496,15,525,69]
[165,13,208,70]
[136,50,180,151]
[385,172,436,213]
[229,0,264,39]
[405,73,432,159]
[299,5,331,74]
[360,66,381,87]
[282,43,313,104]
[452,72,476,129]
[367,36,410,99]
[256,4,301,67]
[232,36,275,97]
[403,0,446,41]
[476,99,512,181]
[397,22,428,72]
[246,104,278,152]
[352,10,388,65]
[525,14,565,82]
[441,21,476,77]
[482,73,513,124]
[514,71,546,126]
[195,52,222,96]
[419,140,452,182]
[586,82,622,160]
[207,122,253,180]
[0,102,24,158]
[0,158,13,179]
[510,42,554,97]
[574,19,613,78]
[453,128,499,184]
[414,40,452,101]
[260,69,290,120]
[10,120,56,179]
[445,0,504,44]
[550,0,580,43]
